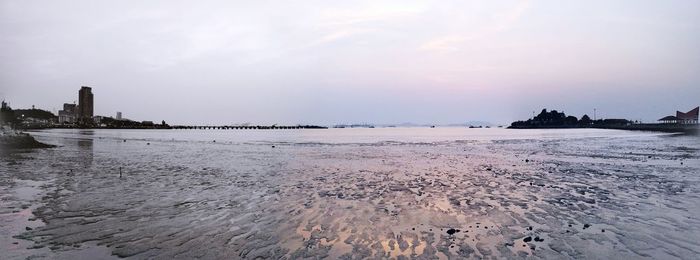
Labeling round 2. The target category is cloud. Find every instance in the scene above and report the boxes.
[492,0,530,32]
[419,1,530,53]
[1,0,698,124]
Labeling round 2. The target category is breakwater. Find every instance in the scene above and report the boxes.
[171,125,328,130]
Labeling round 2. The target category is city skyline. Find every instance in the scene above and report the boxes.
[1,0,699,125]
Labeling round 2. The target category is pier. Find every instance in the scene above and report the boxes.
[171,125,328,130]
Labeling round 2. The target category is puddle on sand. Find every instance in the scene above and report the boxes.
[0,207,46,259]
[0,180,47,259]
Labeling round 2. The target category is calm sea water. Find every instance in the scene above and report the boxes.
[2,128,699,259]
[25,127,673,143]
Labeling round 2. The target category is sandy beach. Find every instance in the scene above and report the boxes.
[1,128,699,259]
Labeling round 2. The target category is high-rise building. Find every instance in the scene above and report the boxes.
[116,112,122,120]
[78,86,93,123]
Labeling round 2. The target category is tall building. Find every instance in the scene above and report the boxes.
[78,86,94,123]
[116,112,122,120]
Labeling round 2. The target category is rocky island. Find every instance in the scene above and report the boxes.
[510,108,698,134]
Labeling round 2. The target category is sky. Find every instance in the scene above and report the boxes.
[1,0,699,125]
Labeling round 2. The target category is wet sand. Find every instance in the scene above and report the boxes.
[1,129,699,259]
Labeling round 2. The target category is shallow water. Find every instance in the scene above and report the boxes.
[1,128,699,259]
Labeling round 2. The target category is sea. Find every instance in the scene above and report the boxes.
[1,128,699,259]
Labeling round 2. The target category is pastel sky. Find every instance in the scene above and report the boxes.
[1,0,698,125]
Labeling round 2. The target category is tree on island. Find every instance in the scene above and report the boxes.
[510,109,585,128]
[13,108,57,121]
[510,109,578,128]
[580,114,592,125]
[509,109,631,128]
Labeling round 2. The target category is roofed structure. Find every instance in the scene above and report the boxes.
[659,107,698,124]
[676,107,699,124]
[658,115,679,124]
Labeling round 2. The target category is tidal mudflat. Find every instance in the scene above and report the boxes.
[1,128,699,259]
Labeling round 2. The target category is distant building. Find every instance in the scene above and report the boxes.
[78,86,94,123]
[58,103,77,124]
[676,107,699,124]
[116,111,122,120]
[658,107,699,124]
[658,116,678,124]
[0,100,11,125]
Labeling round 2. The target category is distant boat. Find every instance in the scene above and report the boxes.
[430,125,435,128]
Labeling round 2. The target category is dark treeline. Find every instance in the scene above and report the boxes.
[13,108,57,121]
[98,117,170,129]
[510,109,630,128]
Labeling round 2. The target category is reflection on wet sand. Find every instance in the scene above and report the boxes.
[77,137,94,167]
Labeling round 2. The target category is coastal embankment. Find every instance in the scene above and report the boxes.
[509,124,698,134]
[594,124,698,134]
